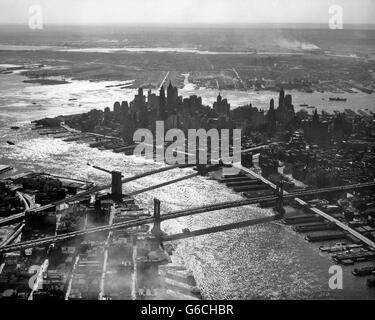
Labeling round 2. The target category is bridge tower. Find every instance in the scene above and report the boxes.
[275,182,286,218]
[151,198,164,239]
[111,170,122,202]
[196,164,208,176]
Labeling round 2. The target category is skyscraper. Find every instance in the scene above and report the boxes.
[213,93,230,116]
[276,88,295,125]
[167,81,178,113]
[278,87,285,110]
[159,85,167,120]
[267,98,276,134]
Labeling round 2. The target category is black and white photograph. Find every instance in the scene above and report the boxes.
[0,0,375,307]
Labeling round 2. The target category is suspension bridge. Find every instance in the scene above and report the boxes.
[0,171,374,254]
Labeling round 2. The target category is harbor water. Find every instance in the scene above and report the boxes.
[1,71,375,300]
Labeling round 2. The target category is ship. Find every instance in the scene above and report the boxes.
[329,97,347,102]
[320,243,362,253]
[352,266,375,277]
[299,104,308,107]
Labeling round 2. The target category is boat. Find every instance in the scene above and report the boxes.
[318,242,362,253]
[319,242,345,252]
[329,97,347,102]
[10,126,20,130]
[6,141,15,145]
[352,266,375,277]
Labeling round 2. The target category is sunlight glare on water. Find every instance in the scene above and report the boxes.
[1,73,374,300]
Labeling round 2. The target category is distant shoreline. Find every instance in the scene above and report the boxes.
[22,79,70,85]
[1,22,375,30]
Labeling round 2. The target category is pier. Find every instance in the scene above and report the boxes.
[234,164,375,249]
[0,165,12,175]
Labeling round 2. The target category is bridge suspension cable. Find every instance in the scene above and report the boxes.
[1,180,374,253]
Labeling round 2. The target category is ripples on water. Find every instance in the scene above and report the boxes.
[1,130,370,300]
[1,76,375,300]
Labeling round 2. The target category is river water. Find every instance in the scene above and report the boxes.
[1,71,375,299]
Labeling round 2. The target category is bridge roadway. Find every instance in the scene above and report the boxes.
[234,164,375,250]
[0,192,32,227]
[283,182,375,198]
[162,215,279,242]
[126,172,198,197]
[161,181,375,242]
[0,194,277,253]
[0,212,25,227]
[0,223,25,248]
[1,181,375,253]
[0,164,193,226]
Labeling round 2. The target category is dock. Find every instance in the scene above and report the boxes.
[0,165,12,175]
[305,231,347,242]
[234,164,375,250]
[35,123,132,156]
[218,171,274,195]
[292,222,337,233]
[333,250,375,265]
[283,215,324,225]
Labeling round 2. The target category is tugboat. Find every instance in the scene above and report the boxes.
[329,97,347,102]
[320,242,345,253]
[319,242,362,253]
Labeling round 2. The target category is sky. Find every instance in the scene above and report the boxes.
[0,0,374,25]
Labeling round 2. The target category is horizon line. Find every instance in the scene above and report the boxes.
[1,22,375,29]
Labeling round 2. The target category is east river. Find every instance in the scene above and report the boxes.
[1,70,375,299]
